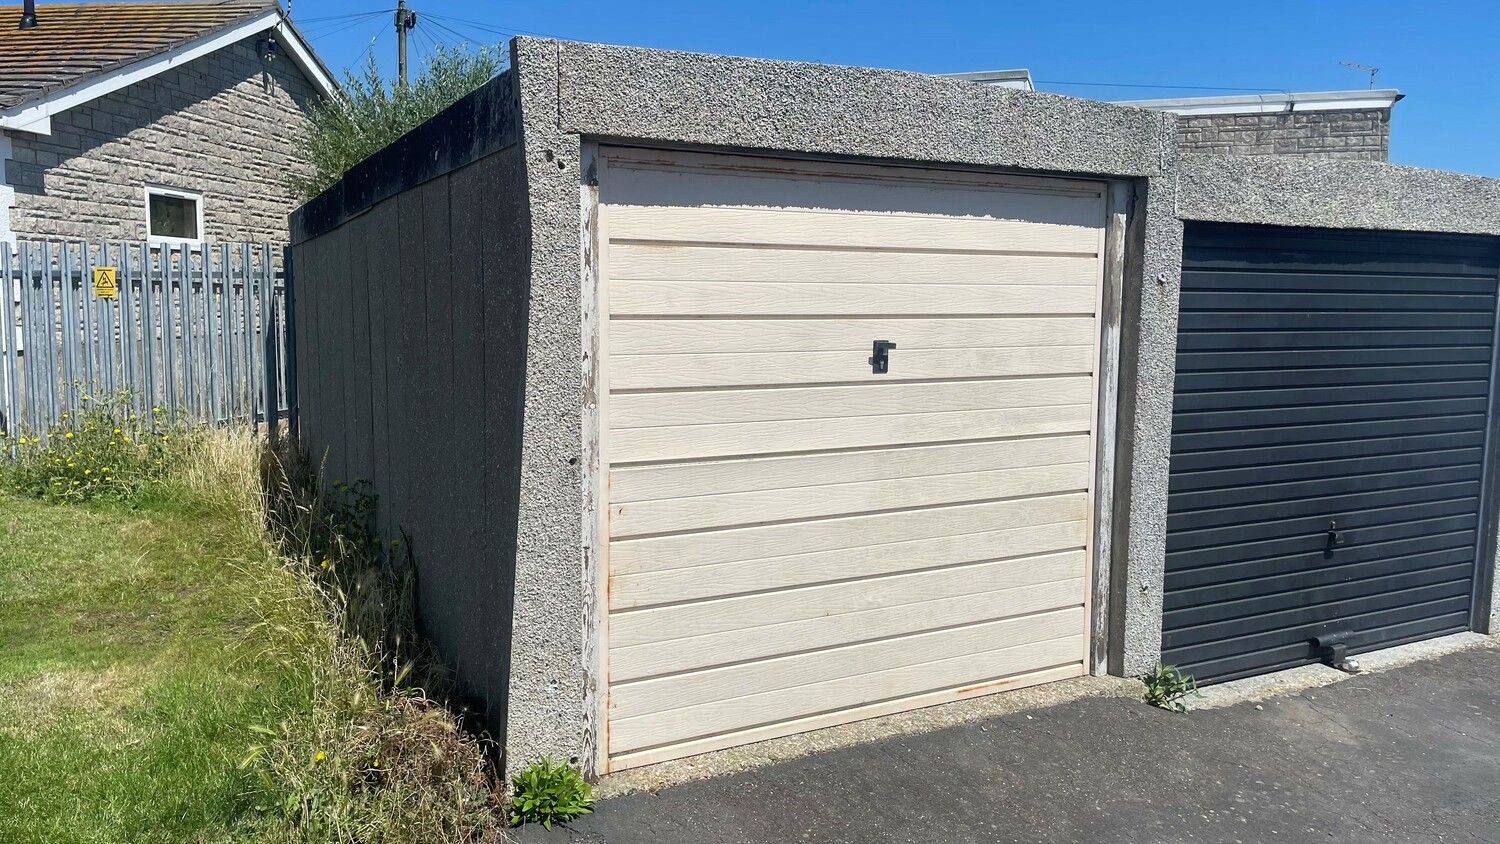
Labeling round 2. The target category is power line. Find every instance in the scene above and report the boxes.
[304,12,390,41]
[425,16,503,48]
[340,19,388,73]
[422,11,542,37]
[294,9,393,24]
[1035,79,1290,94]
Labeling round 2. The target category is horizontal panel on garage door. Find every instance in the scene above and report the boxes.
[597,148,1106,769]
[1164,223,1500,684]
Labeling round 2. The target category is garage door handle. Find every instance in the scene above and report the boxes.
[871,340,897,374]
[1325,520,1342,553]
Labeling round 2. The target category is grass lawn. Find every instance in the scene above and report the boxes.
[0,425,505,844]
[0,484,312,843]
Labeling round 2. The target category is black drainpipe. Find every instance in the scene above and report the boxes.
[19,0,38,30]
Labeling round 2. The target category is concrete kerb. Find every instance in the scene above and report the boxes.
[1187,632,1500,712]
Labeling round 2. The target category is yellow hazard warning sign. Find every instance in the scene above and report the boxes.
[92,266,118,299]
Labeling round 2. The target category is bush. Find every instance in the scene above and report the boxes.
[509,758,593,829]
[1,392,197,503]
[290,46,503,199]
[1143,664,1201,712]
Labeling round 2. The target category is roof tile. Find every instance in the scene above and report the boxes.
[0,1,276,109]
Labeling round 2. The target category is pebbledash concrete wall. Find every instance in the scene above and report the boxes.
[4,37,318,242]
[1175,108,1390,160]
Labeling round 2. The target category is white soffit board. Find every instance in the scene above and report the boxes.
[0,9,338,135]
[595,147,1107,771]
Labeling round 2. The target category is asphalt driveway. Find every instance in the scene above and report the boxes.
[523,645,1500,844]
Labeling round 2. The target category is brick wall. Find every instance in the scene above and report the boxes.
[1176,108,1390,161]
[3,37,319,242]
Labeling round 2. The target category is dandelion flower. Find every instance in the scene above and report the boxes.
[64,432,75,439]
[314,751,326,763]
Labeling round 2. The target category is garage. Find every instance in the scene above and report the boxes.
[594,149,1109,768]
[1163,223,1500,683]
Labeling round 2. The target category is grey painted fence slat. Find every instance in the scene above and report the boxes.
[19,243,36,431]
[2,245,16,443]
[2,239,290,438]
[241,242,255,421]
[40,242,58,425]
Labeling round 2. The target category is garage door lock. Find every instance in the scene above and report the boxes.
[1311,633,1362,674]
[1324,520,1343,556]
[870,340,897,374]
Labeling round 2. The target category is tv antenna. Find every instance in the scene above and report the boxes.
[1340,61,1379,88]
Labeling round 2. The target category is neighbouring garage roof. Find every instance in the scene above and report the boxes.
[1120,89,1404,115]
[0,0,336,132]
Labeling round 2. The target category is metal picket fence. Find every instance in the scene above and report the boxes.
[1,240,294,440]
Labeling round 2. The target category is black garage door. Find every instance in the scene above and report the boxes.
[1163,223,1500,683]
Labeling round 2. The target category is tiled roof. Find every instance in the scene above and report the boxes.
[0,1,276,109]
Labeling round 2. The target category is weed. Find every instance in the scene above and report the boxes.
[1,426,510,843]
[509,758,594,829]
[1,389,198,503]
[1142,664,1201,712]
[249,438,508,843]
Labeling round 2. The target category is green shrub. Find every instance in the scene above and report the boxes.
[1143,664,1201,712]
[508,758,593,829]
[1,391,197,503]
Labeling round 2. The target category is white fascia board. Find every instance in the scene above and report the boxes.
[944,69,1036,91]
[0,8,338,136]
[1119,89,1403,116]
[273,19,339,102]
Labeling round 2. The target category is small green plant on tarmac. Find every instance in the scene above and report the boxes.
[509,758,594,829]
[1143,664,1201,712]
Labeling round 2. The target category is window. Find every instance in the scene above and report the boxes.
[145,186,203,242]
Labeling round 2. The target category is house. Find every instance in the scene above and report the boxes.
[0,0,336,244]
[957,69,1403,161]
[289,38,1500,778]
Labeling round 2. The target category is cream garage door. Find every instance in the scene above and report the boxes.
[596,148,1107,770]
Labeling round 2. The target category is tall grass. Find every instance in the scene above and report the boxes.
[2,411,508,842]
[246,437,507,843]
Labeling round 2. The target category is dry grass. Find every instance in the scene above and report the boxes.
[0,426,510,843]
[247,435,509,843]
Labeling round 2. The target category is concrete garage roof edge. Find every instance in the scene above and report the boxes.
[1178,153,1500,235]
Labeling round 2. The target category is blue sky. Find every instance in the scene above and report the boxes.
[291,0,1500,176]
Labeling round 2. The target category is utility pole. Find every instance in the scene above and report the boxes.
[394,0,417,87]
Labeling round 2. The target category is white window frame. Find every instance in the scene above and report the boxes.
[144,185,205,244]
